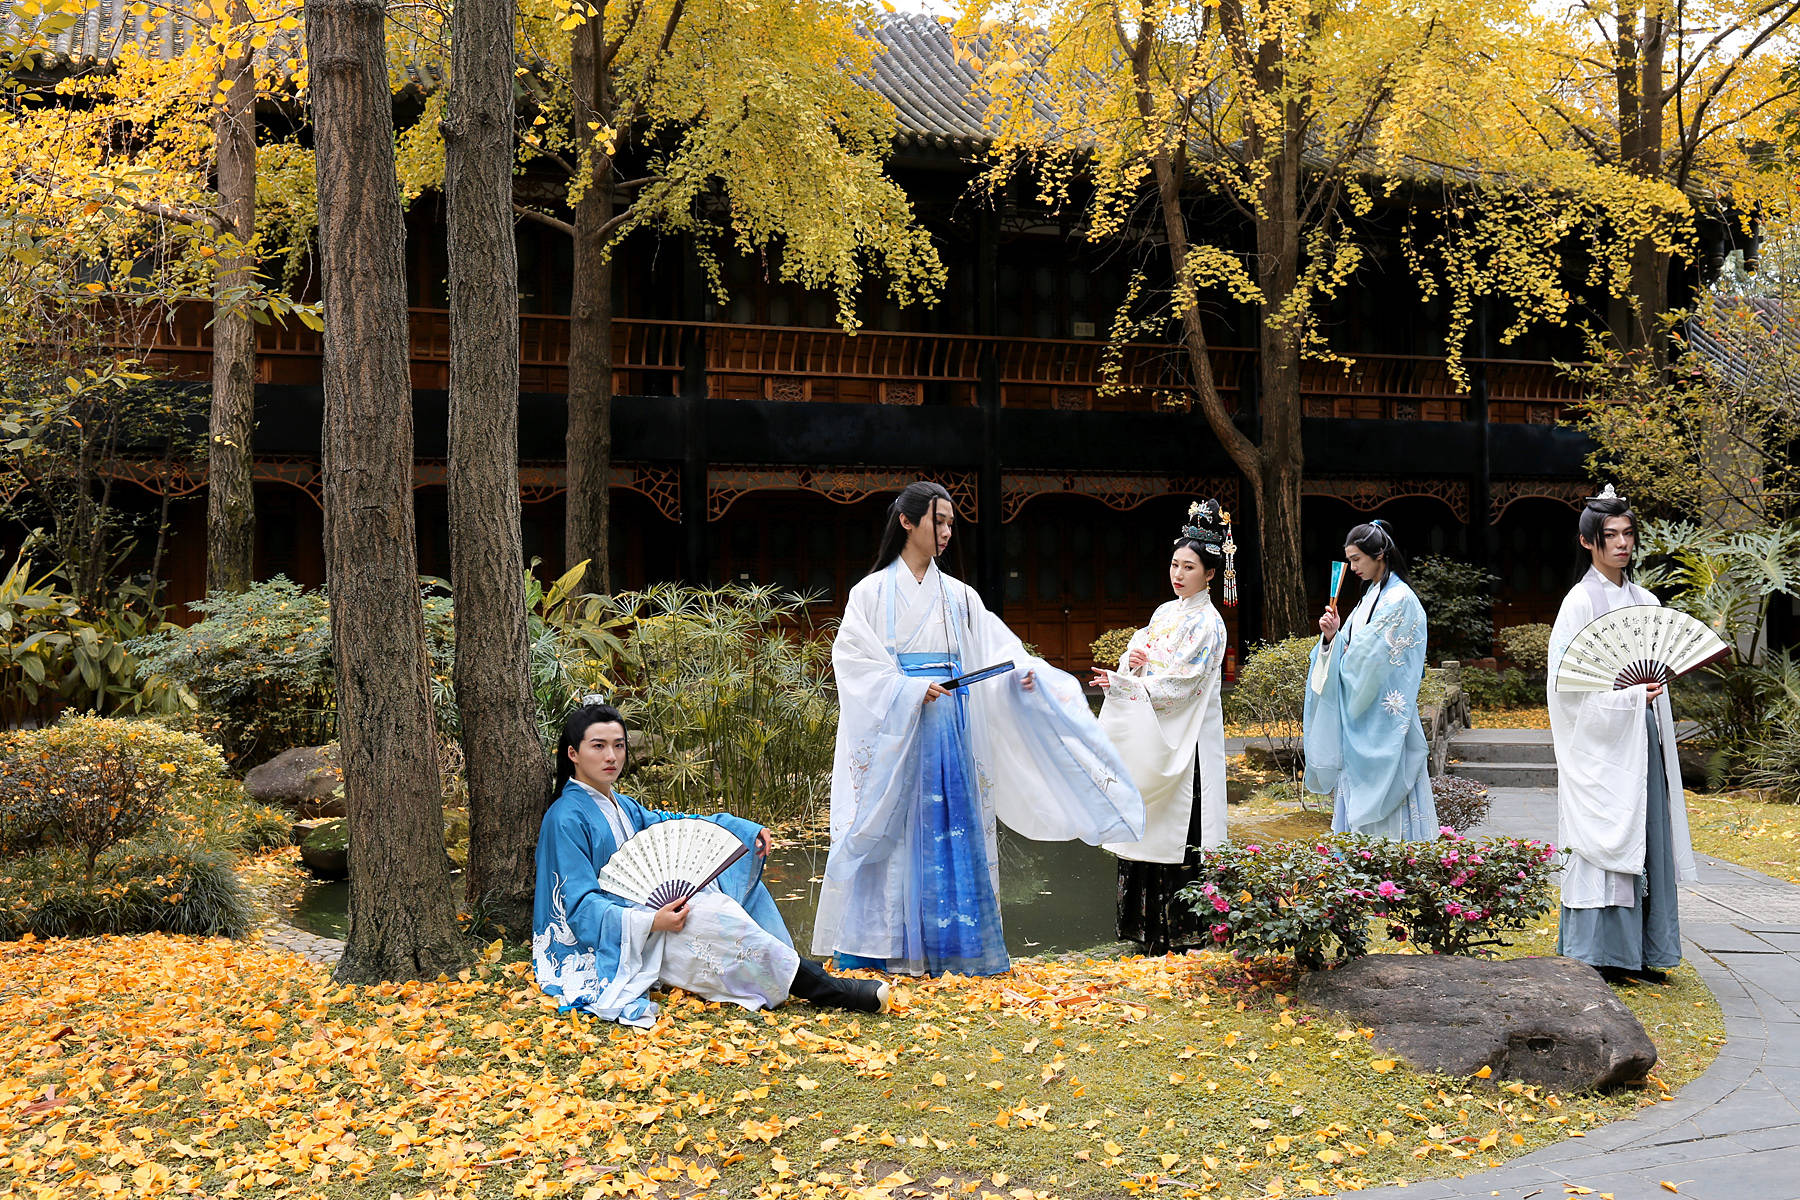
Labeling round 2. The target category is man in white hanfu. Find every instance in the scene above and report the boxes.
[1092,499,1234,953]
[816,482,1145,977]
[533,703,888,1027]
[1548,487,1696,984]
[1303,519,1438,839]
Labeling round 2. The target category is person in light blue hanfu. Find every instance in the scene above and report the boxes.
[1302,520,1438,840]
[533,702,888,1027]
[815,482,1145,978]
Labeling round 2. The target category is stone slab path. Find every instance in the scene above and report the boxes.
[1354,775,1800,1200]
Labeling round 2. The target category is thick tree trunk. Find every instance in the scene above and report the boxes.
[444,0,550,935]
[306,0,468,982]
[564,18,615,590]
[206,0,258,594]
[1250,200,1310,640]
[1613,3,1672,362]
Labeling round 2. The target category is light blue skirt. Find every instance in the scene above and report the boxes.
[835,654,1010,976]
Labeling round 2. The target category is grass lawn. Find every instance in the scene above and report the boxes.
[1686,790,1800,885]
[0,835,1724,1200]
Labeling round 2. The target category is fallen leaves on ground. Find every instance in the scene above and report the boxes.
[1686,790,1800,884]
[0,933,1694,1200]
[1469,707,1551,730]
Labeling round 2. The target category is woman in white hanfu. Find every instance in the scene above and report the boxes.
[815,482,1144,977]
[1091,499,1234,953]
[1548,487,1696,984]
[1302,519,1438,839]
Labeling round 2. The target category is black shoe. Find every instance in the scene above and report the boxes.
[1632,967,1670,984]
[790,958,892,1014]
[1595,965,1637,985]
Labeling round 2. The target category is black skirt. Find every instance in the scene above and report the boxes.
[1116,755,1211,954]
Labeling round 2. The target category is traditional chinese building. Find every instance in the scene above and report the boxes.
[19,11,1745,671]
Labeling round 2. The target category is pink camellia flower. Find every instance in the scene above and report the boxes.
[1376,880,1403,899]
[1245,844,1262,854]
[1440,826,1457,838]
[1358,849,1373,860]
[1467,854,1484,866]
[1212,894,1231,913]
[1444,901,1464,916]
[1211,923,1230,943]
[1449,872,1469,888]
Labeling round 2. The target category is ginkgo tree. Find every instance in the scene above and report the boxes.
[0,0,316,593]
[957,0,1687,636]
[391,0,946,590]
[1526,0,1800,360]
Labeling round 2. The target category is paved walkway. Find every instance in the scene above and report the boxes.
[1355,783,1800,1200]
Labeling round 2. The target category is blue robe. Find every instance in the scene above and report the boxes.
[817,561,1143,976]
[531,780,792,1027]
[1302,576,1438,839]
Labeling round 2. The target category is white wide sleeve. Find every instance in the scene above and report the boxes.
[962,586,1144,844]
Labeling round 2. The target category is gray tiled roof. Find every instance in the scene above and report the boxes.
[7,5,1006,146]
[1684,294,1799,387]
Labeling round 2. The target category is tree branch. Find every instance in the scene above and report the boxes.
[514,203,574,237]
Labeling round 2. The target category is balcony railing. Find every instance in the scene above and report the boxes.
[128,304,1579,423]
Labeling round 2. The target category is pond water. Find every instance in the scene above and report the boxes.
[288,830,1128,957]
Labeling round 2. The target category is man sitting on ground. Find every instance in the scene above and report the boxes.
[532,701,889,1027]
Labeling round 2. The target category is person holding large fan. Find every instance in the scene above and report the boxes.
[815,481,1145,977]
[1302,520,1438,839]
[532,702,889,1027]
[1548,486,1702,984]
[1092,499,1236,953]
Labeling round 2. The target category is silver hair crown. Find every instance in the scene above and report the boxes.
[1586,483,1628,505]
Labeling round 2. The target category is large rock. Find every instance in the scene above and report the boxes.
[299,818,348,879]
[1298,954,1657,1092]
[245,745,344,818]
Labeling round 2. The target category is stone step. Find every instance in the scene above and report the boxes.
[1448,761,1559,788]
[1447,738,1558,764]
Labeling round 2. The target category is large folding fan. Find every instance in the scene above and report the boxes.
[596,819,752,910]
[1553,604,1730,693]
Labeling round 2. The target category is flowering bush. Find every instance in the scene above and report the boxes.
[1181,841,1374,969]
[1353,830,1556,955]
[1180,829,1557,967]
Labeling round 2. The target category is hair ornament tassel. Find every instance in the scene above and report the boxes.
[1221,508,1238,608]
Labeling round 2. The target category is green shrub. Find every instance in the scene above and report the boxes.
[128,576,456,766]
[1180,830,1557,967]
[610,583,836,825]
[0,554,178,725]
[1407,555,1497,661]
[1225,636,1315,779]
[1461,666,1539,711]
[0,718,175,880]
[0,717,280,939]
[1636,519,1800,779]
[0,839,252,939]
[1089,627,1138,668]
[1494,623,1552,674]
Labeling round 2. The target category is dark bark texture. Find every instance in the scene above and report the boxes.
[563,17,614,591]
[444,0,551,934]
[306,0,468,982]
[206,0,258,594]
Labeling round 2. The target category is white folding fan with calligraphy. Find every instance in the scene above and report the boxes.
[596,819,752,910]
[1553,604,1730,693]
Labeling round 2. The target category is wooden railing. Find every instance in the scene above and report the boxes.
[127,304,1580,423]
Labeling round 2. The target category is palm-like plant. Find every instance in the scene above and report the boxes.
[1638,520,1800,778]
